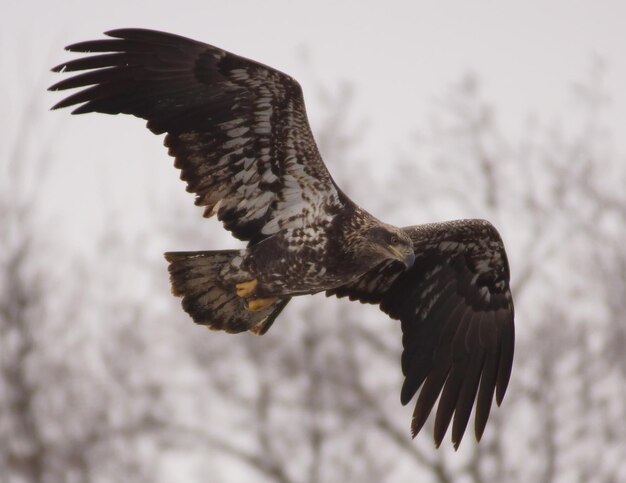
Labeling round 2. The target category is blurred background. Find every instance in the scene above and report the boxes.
[2,1,626,481]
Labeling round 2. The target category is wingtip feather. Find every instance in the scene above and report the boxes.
[103,28,128,37]
[495,317,515,405]
[50,62,67,74]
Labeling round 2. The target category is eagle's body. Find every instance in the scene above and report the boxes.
[50,29,515,448]
[239,203,406,296]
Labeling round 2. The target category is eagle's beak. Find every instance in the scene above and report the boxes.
[404,251,416,269]
[389,246,415,269]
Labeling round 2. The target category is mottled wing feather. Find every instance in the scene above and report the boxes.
[50,28,341,244]
[328,219,514,448]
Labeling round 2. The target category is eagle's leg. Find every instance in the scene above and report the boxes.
[247,297,278,312]
[236,279,258,298]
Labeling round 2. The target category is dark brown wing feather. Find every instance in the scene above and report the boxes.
[49,28,341,244]
[328,219,514,448]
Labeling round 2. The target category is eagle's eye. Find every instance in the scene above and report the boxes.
[390,234,399,245]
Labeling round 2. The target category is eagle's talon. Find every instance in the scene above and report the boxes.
[236,279,258,298]
[247,297,278,312]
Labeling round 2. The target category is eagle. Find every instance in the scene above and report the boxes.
[50,28,514,448]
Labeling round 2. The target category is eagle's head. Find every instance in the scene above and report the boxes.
[358,224,415,269]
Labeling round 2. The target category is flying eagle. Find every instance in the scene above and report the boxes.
[50,29,514,448]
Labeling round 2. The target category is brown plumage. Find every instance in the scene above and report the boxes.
[50,28,514,448]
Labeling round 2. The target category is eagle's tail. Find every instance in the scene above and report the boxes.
[164,250,290,335]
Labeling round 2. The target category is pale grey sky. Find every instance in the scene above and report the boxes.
[1,4,624,479]
[3,0,625,250]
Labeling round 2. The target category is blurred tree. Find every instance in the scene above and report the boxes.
[2,63,625,482]
[157,67,626,482]
[0,92,185,482]
[385,66,626,482]
[0,90,56,482]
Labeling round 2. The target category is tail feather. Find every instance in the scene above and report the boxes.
[164,250,289,334]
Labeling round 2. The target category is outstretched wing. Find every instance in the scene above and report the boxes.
[328,219,514,448]
[49,28,341,244]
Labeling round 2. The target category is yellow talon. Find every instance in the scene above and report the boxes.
[236,279,258,298]
[247,297,278,312]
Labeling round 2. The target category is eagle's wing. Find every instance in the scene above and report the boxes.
[328,219,514,448]
[50,29,341,244]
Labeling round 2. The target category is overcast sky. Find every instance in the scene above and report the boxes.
[3,0,625,250]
